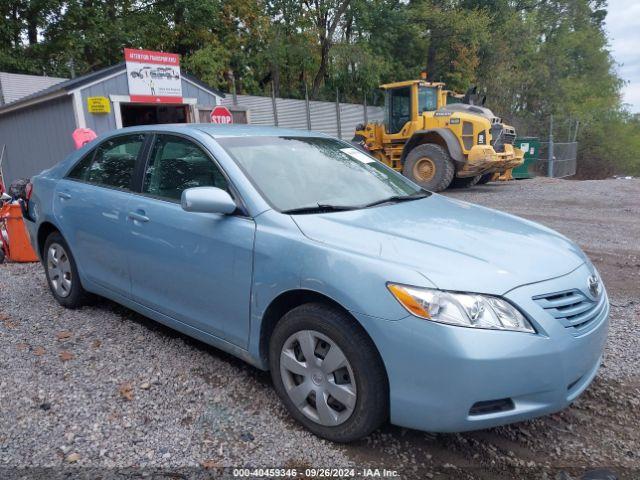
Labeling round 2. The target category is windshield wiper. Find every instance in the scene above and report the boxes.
[281,204,357,215]
[361,191,431,208]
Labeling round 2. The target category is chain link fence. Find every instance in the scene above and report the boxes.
[531,142,578,178]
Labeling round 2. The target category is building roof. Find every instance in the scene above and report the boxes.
[0,71,67,105]
[0,63,225,114]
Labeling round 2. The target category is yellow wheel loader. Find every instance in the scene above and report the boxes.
[353,76,524,191]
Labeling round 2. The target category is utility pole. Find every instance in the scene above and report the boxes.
[363,92,368,125]
[547,115,554,178]
[335,88,342,139]
[271,83,278,127]
[305,83,311,130]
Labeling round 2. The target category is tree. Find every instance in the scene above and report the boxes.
[301,0,353,98]
[0,0,636,175]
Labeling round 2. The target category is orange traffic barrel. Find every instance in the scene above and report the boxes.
[1,203,38,262]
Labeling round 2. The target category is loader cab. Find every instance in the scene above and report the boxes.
[418,86,438,114]
[382,80,446,134]
[384,86,412,134]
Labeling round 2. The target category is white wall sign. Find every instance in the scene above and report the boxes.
[124,48,182,103]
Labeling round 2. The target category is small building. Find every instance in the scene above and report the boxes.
[0,63,224,185]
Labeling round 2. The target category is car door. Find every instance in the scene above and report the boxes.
[54,133,147,297]
[126,133,255,348]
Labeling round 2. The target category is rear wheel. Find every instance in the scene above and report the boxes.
[450,175,481,189]
[476,173,494,185]
[402,144,455,192]
[269,303,388,442]
[43,232,90,308]
[351,134,368,152]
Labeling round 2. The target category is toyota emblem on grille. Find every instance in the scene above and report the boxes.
[587,274,602,299]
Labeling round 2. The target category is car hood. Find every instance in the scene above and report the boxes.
[292,195,586,295]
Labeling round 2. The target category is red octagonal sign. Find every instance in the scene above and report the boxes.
[210,105,233,124]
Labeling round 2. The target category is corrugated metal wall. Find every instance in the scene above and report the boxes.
[0,96,76,185]
[221,94,384,138]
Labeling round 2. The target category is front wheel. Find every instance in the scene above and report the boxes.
[402,143,455,192]
[269,303,388,442]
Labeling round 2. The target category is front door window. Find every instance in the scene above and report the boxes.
[142,134,228,202]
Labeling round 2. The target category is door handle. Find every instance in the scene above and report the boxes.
[128,211,149,223]
[57,192,72,200]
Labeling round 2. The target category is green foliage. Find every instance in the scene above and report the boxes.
[0,0,638,175]
[181,42,230,91]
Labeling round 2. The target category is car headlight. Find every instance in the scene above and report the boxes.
[387,283,535,333]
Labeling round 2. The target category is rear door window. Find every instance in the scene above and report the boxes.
[67,134,145,190]
[142,134,228,202]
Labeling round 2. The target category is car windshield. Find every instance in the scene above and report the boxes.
[217,136,426,212]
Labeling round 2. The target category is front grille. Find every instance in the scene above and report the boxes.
[533,289,606,333]
[462,121,474,150]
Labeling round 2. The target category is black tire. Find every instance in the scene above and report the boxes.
[0,247,5,264]
[476,173,493,185]
[450,175,481,189]
[43,231,90,308]
[351,134,368,152]
[269,303,388,442]
[402,143,455,192]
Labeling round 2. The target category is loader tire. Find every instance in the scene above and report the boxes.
[476,173,494,185]
[402,144,455,192]
[351,134,368,152]
[450,175,481,189]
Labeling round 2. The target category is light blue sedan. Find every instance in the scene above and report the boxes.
[24,125,609,442]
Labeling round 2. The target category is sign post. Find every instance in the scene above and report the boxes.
[210,106,233,124]
[124,48,182,103]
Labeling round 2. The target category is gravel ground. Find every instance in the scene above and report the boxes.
[0,177,638,479]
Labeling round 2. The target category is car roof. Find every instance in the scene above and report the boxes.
[112,123,330,139]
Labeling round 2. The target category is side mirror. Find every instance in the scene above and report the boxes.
[181,187,237,215]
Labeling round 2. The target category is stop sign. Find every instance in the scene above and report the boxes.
[210,106,233,124]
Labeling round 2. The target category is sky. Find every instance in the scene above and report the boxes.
[606,0,640,113]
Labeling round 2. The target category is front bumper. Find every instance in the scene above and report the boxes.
[354,264,609,432]
[458,145,524,177]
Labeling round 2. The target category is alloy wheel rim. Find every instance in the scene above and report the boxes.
[47,243,72,298]
[280,330,357,427]
[413,157,436,181]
